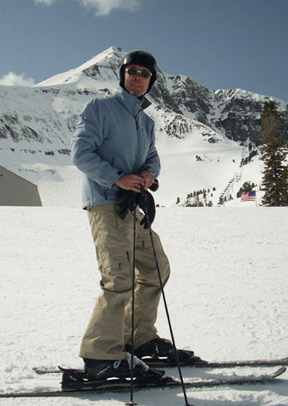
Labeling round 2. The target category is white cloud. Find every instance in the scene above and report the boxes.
[33,0,141,16]
[0,72,35,87]
[78,0,141,16]
[34,0,56,5]
[33,0,142,15]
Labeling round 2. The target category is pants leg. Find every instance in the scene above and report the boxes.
[79,204,170,360]
[79,204,133,360]
[124,220,170,348]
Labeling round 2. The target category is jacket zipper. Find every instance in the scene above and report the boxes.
[104,187,108,200]
[135,108,142,131]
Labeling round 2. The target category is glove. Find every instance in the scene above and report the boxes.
[117,187,156,229]
[117,190,137,219]
[137,187,156,229]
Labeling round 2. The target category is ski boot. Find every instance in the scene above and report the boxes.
[84,352,165,381]
[126,337,207,367]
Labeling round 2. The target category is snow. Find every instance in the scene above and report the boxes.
[2,46,286,211]
[36,46,122,87]
[1,46,288,405]
[1,205,288,405]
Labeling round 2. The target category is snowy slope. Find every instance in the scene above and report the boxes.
[1,46,286,208]
[0,206,288,405]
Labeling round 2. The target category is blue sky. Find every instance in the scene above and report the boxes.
[0,0,287,102]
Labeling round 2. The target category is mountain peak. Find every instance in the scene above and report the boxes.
[36,46,125,88]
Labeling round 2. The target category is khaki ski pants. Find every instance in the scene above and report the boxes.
[79,203,170,360]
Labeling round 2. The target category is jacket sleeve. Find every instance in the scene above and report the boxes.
[142,120,161,178]
[71,100,122,188]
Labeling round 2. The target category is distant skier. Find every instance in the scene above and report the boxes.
[71,49,202,381]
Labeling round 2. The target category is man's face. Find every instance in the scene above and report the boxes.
[124,64,151,97]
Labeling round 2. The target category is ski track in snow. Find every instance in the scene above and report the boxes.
[0,206,288,406]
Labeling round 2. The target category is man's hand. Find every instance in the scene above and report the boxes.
[140,170,154,190]
[114,174,144,192]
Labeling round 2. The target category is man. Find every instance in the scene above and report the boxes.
[71,50,199,381]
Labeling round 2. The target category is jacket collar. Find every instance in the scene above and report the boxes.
[114,87,151,118]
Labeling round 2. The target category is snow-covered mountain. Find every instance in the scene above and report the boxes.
[1,46,287,207]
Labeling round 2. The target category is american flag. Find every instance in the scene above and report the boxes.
[241,191,256,202]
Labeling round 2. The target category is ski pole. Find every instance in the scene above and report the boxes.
[126,198,138,406]
[144,208,194,406]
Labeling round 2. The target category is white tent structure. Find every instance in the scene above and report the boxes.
[0,166,42,206]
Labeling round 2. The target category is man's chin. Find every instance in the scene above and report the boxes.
[130,90,144,97]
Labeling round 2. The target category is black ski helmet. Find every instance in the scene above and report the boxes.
[119,50,157,93]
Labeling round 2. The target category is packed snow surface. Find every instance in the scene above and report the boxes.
[1,205,288,405]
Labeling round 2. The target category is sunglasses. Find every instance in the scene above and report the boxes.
[125,67,152,79]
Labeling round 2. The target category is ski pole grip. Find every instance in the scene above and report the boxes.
[149,179,159,192]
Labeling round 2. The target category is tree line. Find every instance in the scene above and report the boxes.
[260,101,288,206]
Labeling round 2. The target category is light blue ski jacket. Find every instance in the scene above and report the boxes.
[71,87,160,208]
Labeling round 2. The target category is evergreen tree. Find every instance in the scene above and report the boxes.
[260,101,288,206]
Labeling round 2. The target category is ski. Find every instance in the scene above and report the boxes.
[33,356,288,374]
[0,366,286,398]
[141,356,288,369]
